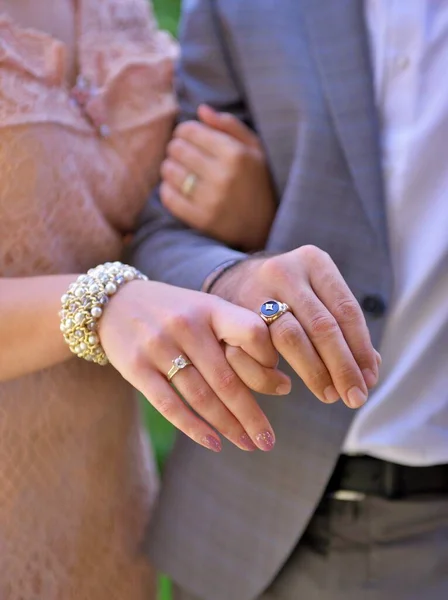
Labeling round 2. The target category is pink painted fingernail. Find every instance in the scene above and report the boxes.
[240,433,257,451]
[324,385,340,403]
[347,386,367,409]
[203,435,222,453]
[255,430,275,452]
[362,368,378,389]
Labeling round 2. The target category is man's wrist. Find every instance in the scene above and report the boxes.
[203,252,277,304]
[202,259,247,294]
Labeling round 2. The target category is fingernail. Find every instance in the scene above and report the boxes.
[276,383,291,395]
[203,435,222,453]
[324,385,340,403]
[362,368,378,389]
[375,350,382,366]
[255,430,275,452]
[347,386,367,409]
[239,433,257,451]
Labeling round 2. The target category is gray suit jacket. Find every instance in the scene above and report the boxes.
[131,1,394,598]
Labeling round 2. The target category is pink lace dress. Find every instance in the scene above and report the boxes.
[0,1,177,598]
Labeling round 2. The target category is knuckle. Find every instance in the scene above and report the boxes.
[334,362,362,386]
[248,370,272,393]
[187,384,213,411]
[160,183,173,205]
[128,347,149,377]
[299,244,329,264]
[274,319,301,348]
[260,256,290,286]
[332,298,362,324]
[145,327,168,354]
[160,180,170,196]
[160,160,169,177]
[166,139,178,156]
[174,121,194,139]
[246,319,269,345]
[356,348,376,369]
[215,367,239,394]
[129,318,167,358]
[155,396,178,420]
[226,144,246,168]
[305,368,332,391]
[252,144,265,160]
[168,138,185,158]
[308,313,339,338]
[166,311,196,335]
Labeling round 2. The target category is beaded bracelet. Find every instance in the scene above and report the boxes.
[60,262,148,365]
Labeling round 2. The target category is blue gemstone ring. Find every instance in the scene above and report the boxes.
[259,300,291,325]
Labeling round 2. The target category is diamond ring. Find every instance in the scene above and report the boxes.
[259,300,291,325]
[167,354,193,381]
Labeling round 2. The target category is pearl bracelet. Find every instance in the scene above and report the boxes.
[60,262,148,365]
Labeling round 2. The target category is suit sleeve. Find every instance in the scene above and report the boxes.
[130,0,250,290]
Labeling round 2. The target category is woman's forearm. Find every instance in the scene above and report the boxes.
[0,275,79,381]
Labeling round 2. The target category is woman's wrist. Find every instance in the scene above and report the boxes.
[60,262,147,365]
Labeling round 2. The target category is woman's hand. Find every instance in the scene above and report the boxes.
[160,105,276,251]
[99,280,291,452]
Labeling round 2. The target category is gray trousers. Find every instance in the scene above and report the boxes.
[173,493,448,600]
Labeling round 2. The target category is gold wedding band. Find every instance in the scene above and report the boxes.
[181,173,198,198]
[167,354,193,381]
[259,300,291,325]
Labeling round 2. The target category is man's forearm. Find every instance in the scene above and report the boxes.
[130,0,253,291]
[130,195,246,291]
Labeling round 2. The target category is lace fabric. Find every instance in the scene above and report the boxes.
[0,0,178,276]
[0,1,177,597]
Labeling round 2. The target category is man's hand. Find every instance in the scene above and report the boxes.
[210,246,381,409]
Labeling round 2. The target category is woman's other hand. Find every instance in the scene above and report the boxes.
[99,280,291,453]
[160,105,276,251]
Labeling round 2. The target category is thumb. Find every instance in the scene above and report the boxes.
[197,104,261,150]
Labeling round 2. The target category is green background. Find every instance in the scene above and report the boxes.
[145,3,181,599]
[153,0,181,36]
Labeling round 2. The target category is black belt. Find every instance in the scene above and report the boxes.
[325,455,448,499]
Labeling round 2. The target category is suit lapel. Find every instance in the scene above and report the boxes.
[303,0,388,249]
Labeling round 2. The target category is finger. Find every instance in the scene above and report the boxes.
[198,104,261,150]
[162,354,257,452]
[185,333,276,451]
[173,121,242,162]
[225,345,291,396]
[160,182,208,229]
[308,259,379,387]
[290,287,369,409]
[161,159,202,200]
[268,312,340,404]
[137,368,223,452]
[167,137,215,180]
[211,299,279,368]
